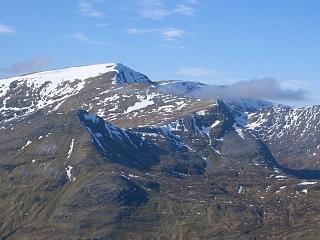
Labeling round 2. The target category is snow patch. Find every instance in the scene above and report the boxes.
[66,165,76,181]
[233,123,245,139]
[18,140,32,151]
[298,181,317,185]
[275,186,286,193]
[67,138,74,159]
[124,94,156,114]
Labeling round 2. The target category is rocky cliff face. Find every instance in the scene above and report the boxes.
[0,64,319,240]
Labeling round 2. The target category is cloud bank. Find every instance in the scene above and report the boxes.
[190,78,306,101]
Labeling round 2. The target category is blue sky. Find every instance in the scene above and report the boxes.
[0,0,320,106]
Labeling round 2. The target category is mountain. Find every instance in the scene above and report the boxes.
[0,63,151,124]
[0,63,319,240]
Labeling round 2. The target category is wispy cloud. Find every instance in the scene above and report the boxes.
[136,0,169,20]
[135,0,199,20]
[174,4,195,16]
[0,57,51,76]
[0,23,15,35]
[72,32,103,45]
[96,23,111,27]
[177,67,217,78]
[161,28,188,41]
[78,0,104,17]
[126,28,158,35]
[174,0,199,16]
[126,27,189,41]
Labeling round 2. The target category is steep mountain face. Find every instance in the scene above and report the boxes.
[247,105,320,171]
[0,64,320,240]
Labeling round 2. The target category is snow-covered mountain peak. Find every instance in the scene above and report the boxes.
[0,63,151,92]
[0,63,107,98]
[0,63,154,123]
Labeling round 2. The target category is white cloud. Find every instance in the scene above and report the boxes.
[135,0,199,20]
[72,32,103,45]
[0,23,15,35]
[78,0,104,17]
[126,27,188,41]
[0,57,51,76]
[161,28,188,41]
[177,67,216,77]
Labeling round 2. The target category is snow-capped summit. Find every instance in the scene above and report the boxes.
[0,63,154,123]
[0,63,151,93]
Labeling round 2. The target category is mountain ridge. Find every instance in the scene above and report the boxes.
[0,63,320,239]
